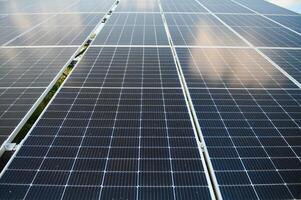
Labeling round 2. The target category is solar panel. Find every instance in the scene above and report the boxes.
[218,14,301,47]
[93,13,169,45]
[0,46,213,200]
[262,49,301,83]
[1,0,301,199]
[0,46,77,150]
[165,13,247,46]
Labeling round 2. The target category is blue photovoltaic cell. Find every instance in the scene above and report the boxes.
[217,14,301,47]
[262,49,301,83]
[0,47,212,200]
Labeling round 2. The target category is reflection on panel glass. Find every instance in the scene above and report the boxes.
[198,0,254,13]
[176,48,297,89]
[116,0,160,12]
[0,47,77,87]
[161,0,208,12]
[0,14,52,46]
[6,14,103,46]
[166,14,246,46]
[218,14,301,47]
[0,0,115,14]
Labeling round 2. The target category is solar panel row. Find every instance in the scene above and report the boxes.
[0,0,301,200]
[164,0,301,199]
[0,46,214,199]
[0,0,117,155]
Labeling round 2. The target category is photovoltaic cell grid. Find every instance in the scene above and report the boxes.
[262,49,301,84]
[0,47,213,200]
[189,88,301,199]
[0,88,44,144]
[65,47,180,88]
[93,13,169,45]
[165,14,247,46]
[217,14,301,47]
[0,47,77,149]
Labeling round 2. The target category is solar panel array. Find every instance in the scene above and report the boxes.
[1,0,301,200]
[0,0,116,154]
